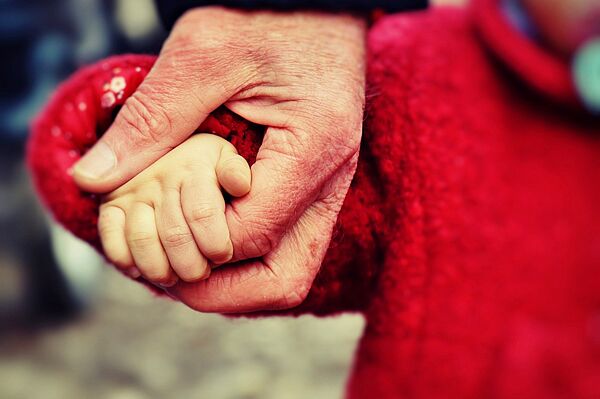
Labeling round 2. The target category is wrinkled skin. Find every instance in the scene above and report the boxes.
[73,8,366,312]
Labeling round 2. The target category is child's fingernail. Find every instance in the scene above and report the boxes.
[573,37,600,114]
[73,141,116,180]
[126,267,141,278]
[159,279,178,288]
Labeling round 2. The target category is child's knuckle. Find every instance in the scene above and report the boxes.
[128,231,155,249]
[189,205,219,225]
[162,226,193,248]
[98,206,123,233]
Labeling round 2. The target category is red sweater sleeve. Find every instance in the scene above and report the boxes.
[27,54,383,314]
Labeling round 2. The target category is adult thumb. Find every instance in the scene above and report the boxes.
[73,56,230,193]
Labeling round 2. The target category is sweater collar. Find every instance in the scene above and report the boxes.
[472,0,583,110]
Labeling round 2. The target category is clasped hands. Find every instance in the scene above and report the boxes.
[73,7,366,313]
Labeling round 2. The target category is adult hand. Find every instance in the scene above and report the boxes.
[73,7,366,312]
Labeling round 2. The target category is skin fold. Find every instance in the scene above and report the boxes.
[73,8,367,312]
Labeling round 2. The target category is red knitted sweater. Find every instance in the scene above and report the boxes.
[28,0,600,397]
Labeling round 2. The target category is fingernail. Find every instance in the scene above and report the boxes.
[126,267,141,278]
[573,37,600,114]
[73,142,116,180]
[159,279,178,288]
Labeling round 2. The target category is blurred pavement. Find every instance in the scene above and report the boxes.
[0,263,364,399]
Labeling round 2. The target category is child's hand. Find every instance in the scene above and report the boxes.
[98,134,251,287]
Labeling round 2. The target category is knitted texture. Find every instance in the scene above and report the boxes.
[349,3,600,398]
[28,1,600,397]
[27,54,378,308]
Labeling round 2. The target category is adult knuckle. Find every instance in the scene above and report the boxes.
[230,207,282,258]
[240,230,276,259]
[120,90,173,145]
[167,14,262,85]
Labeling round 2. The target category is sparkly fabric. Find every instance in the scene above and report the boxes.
[28,0,600,397]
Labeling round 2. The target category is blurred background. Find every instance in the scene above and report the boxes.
[0,0,460,398]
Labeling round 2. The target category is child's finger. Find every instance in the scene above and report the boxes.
[181,175,233,265]
[125,202,177,287]
[155,190,210,282]
[216,144,251,197]
[98,205,136,273]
